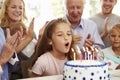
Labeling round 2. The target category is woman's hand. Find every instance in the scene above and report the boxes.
[15,18,35,53]
[26,18,35,39]
[0,28,22,66]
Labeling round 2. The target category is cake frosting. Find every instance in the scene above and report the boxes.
[63,60,110,80]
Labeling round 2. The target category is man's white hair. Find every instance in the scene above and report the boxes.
[63,0,86,11]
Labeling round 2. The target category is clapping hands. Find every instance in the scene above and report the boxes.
[101,17,110,39]
[0,28,22,66]
[26,18,35,38]
[84,34,94,48]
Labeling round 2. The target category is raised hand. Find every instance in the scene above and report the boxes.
[73,34,82,44]
[27,18,35,38]
[84,34,94,48]
[0,28,22,66]
[15,18,35,53]
[38,21,49,39]
[101,17,110,39]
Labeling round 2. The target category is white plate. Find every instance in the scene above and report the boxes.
[109,70,120,77]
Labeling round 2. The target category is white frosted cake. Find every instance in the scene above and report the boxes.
[63,60,110,80]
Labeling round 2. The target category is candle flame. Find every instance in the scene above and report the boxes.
[71,48,74,52]
[76,46,81,54]
[95,48,98,52]
[83,47,85,51]
[86,47,89,51]
[91,46,94,51]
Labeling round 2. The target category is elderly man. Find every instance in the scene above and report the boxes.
[63,0,104,49]
[90,0,120,48]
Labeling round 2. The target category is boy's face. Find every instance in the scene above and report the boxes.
[109,28,120,48]
[50,22,72,55]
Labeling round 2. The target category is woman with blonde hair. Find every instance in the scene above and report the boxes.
[0,0,35,79]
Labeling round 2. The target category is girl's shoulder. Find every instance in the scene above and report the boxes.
[37,52,53,60]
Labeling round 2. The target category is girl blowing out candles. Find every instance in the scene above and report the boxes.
[29,18,76,77]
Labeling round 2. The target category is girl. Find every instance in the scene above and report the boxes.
[30,18,74,77]
[102,24,120,70]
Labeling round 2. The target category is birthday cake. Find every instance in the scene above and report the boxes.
[63,60,110,80]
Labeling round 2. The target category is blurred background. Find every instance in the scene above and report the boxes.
[0,0,120,38]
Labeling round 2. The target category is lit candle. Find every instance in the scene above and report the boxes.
[76,46,82,62]
[72,48,76,60]
[91,47,94,60]
[86,47,89,60]
[90,53,92,60]
[94,48,98,60]
[83,47,87,60]
[87,50,91,60]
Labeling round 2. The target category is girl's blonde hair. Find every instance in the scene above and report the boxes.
[0,0,27,27]
[110,24,120,34]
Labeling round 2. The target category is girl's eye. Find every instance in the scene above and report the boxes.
[67,32,72,36]
[57,34,62,36]
[9,5,23,10]
[110,35,116,37]
[119,35,120,38]
[11,6,16,8]
[19,6,23,10]
[67,33,72,36]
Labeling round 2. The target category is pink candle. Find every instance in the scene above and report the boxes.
[76,46,82,62]
[86,47,89,60]
[83,47,86,60]
[79,54,82,62]
[91,47,94,60]
[94,48,98,60]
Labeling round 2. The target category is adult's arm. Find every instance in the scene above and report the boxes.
[15,18,35,53]
[0,28,21,66]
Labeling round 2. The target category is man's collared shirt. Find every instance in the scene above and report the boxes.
[64,16,104,49]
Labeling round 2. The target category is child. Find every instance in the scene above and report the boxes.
[102,23,120,70]
[30,18,74,77]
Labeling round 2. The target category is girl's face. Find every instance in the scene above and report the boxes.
[51,23,72,55]
[109,28,120,48]
[6,0,24,22]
